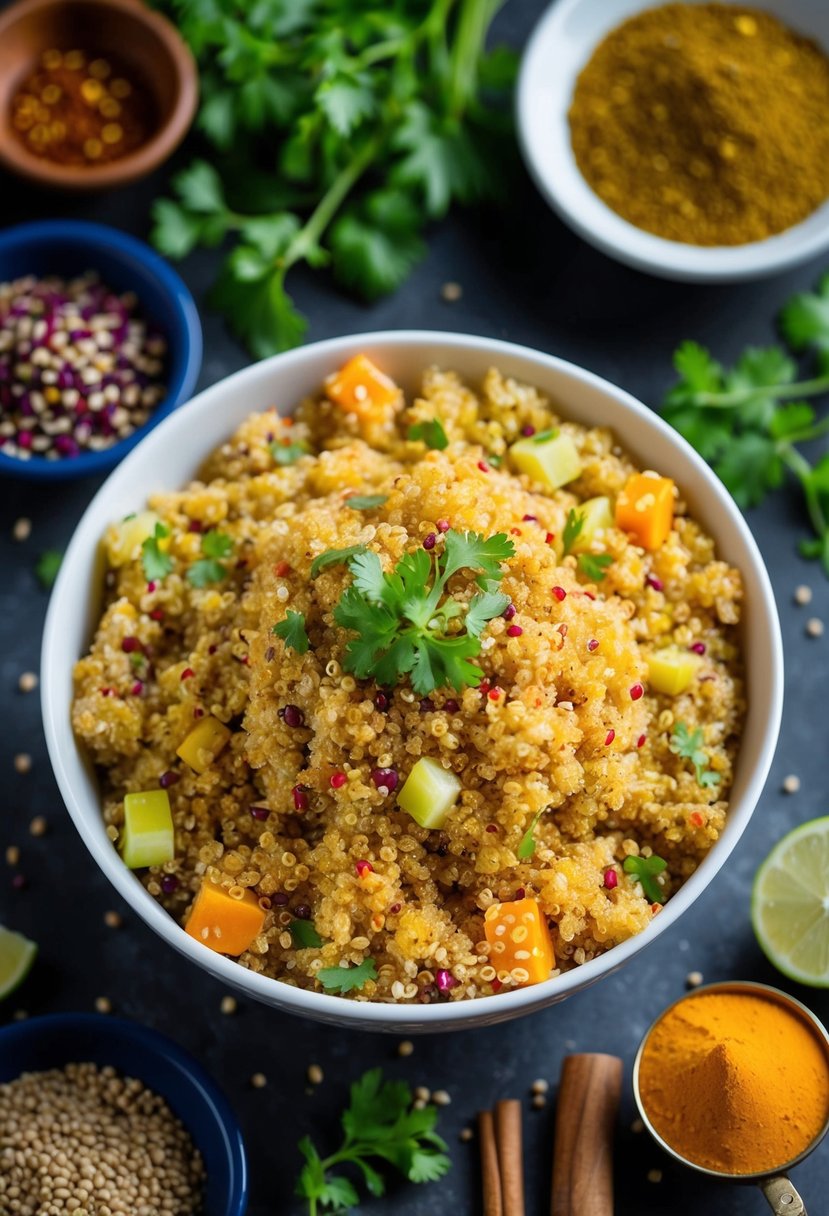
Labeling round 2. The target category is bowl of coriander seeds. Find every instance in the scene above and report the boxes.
[0,219,202,479]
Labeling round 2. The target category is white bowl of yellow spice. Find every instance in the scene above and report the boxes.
[518,0,829,281]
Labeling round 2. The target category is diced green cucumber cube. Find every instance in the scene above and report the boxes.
[570,496,614,553]
[647,648,699,696]
[106,510,162,567]
[397,757,461,830]
[510,433,582,489]
[121,790,175,869]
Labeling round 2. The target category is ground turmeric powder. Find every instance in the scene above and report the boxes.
[569,4,829,245]
[638,988,829,1174]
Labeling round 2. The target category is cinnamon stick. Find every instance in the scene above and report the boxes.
[478,1109,503,1216]
[494,1098,525,1216]
[550,1053,623,1216]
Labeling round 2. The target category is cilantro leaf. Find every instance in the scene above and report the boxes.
[289,918,323,948]
[517,809,544,860]
[310,545,368,578]
[331,189,426,301]
[35,548,62,590]
[186,559,228,587]
[211,261,307,359]
[533,427,559,443]
[441,531,515,580]
[670,721,721,789]
[141,523,173,582]
[769,402,816,440]
[714,433,783,509]
[201,531,233,560]
[780,272,829,353]
[562,508,585,557]
[465,590,510,638]
[577,552,613,582]
[346,494,388,509]
[318,958,377,994]
[673,340,722,393]
[274,610,310,655]
[316,72,376,137]
[270,441,309,465]
[623,855,668,904]
[408,418,449,451]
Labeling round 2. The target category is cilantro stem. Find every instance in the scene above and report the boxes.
[449,0,505,116]
[778,445,829,572]
[695,373,829,409]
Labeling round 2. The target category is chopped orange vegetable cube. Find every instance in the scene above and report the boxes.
[184,881,265,956]
[484,897,555,986]
[615,472,674,550]
[325,354,399,416]
[176,715,231,773]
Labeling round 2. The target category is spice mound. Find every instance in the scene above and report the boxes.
[638,989,829,1174]
[0,272,167,462]
[0,1060,204,1214]
[11,48,154,167]
[569,4,829,245]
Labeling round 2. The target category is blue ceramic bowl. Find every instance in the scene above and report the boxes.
[0,219,202,480]
[0,1013,248,1215]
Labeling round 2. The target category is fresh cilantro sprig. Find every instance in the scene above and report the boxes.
[187,530,233,587]
[330,530,514,695]
[270,441,309,466]
[562,508,584,556]
[562,507,613,581]
[151,2,517,356]
[289,919,324,949]
[141,523,173,582]
[517,809,544,861]
[408,419,449,451]
[346,494,389,510]
[274,610,310,655]
[669,721,721,789]
[35,548,63,590]
[662,271,829,574]
[623,854,667,904]
[295,1067,451,1214]
[318,958,378,994]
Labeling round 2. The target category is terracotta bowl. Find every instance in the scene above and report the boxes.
[0,0,198,190]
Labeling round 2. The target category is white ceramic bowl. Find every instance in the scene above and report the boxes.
[518,0,829,282]
[42,332,783,1032]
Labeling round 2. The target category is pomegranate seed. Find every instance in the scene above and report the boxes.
[180,667,194,681]
[130,681,144,696]
[292,786,309,810]
[503,603,517,621]
[208,644,217,655]
[690,811,705,827]
[423,533,436,551]
[159,771,180,789]
[374,691,389,712]
[552,586,566,601]
[510,527,522,536]
[491,978,503,991]
[372,768,399,793]
[355,860,373,878]
[250,806,269,821]
[436,518,450,532]
[646,574,664,591]
[193,707,204,718]
[161,875,179,894]
[272,893,289,906]
[146,581,156,594]
[121,636,141,653]
[420,698,434,712]
[604,730,615,746]
[486,824,499,833]
[637,734,646,748]
[603,868,618,890]
[281,704,304,727]
[443,699,460,713]
[478,679,491,696]
[630,683,644,701]
[514,887,525,899]
[477,461,490,472]
[522,514,538,522]
[521,424,536,437]
[488,688,501,701]
[330,771,347,789]
[436,969,457,992]
[690,642,706,655]
[149,609,164,621]
[507,625,523,637]
[545,532,555,545]
[389,903,401,914]
[188,519,204,533]
[587,639,599,652]
[275,561,292,577]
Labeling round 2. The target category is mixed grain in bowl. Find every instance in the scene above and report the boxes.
[72,357,745,1003]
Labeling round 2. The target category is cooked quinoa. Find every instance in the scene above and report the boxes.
[73,365,745,1003]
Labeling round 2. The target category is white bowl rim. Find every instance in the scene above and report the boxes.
[517,0,829,282]
[42,329,784,1029]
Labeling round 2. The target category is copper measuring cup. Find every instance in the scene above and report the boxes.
[632,981,829,1215]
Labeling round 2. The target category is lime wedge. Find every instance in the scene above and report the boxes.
[752,818,829,987]
[0,926,37,1000]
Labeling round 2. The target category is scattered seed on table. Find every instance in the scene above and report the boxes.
[806,617,824,638]
[414,1085,431,1103]
[5,845,20,866]
[686,970,704,988]
[12,1009,27,1021]
[18,671,38,692]
[220,994,237,1015]
[432,1089,451,1106]
[251,1072,267,1089]
[647,1169,663,1183]
[794,584,813,605]
[782,774,801,794]
[307,1064,324,1086]
[103,909,122,928]
[94,996,112,1014]
[413,1097,427,1111]
[531,1078,549,1095]
[13,753,31,774]
[631,1118,645,1134]
[532,1093,547,1110]
[28,815,47,837]
[459,1126,474,1143]
[12,516,31,542]
[441,281,463,302]
[397,1039,414,1058]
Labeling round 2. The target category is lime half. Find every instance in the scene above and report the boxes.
[0,926,37,1000]
[752,818,829,987]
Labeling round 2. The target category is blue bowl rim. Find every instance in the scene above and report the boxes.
[0,219,203,480]
[0,1011,248,1215]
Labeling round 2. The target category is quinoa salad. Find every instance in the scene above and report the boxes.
[72,357,745,1003]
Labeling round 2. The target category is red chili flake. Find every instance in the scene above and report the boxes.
[507,624,523,637]
[355,860,373,879]
[423,533,436,551]
[292,786,309,810]
[100,687,116,697]
[146,581,157,594]
[149,609,164,622]
[587,639,599,652]
[121,636,141,654]
[557,623,568,638]
[637,734,646,748]
[491,978,503,992]
[159,770,180,789]
[188,520,204,533]
[630,683,644,701]
[646,574,664,592]
[477,460,490,472]
[690,642,706,655]
[522,514,538,522]
[389,902,402,915]
[130,681,144,696]
[583,591,596,601]
[275,561,292,577]
[503,603,517,621]
[488,688,501,701]
[436,518,450,533]
[510,527,522,536]
[552,586,566,601]
[545,532,555,545]
[193,707,204,719]
[604,730,615,746]
[250,806,269,821]
[485,824,499,834]
[603,868,618,890]
[521,425,536,437]
[330,771,347,789]
[180,668,194,681]
[689,811,705,827]
[478,679,491,696]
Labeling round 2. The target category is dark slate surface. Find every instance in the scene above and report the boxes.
[1,4,828,1213]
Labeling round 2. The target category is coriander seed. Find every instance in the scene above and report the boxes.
[782,774,801,794]
[14,753,32,774]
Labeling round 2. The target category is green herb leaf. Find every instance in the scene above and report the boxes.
[201,531,233,560]
[310,545,368,578]
[780,272,829,353]
[562,508,585,557]
[532,428,559,444]
[670,721,721,789]
[577,553,613,582]
[517,809,544,860]
[346,494,388,510]
[289,918,323,948]
[623,855,668,904]
[186,559,228,587]
[270,441,308,466]
[318,958,378,994]
[408,419,449,451]
[274,610,310,655]
[141,523,173,582]
[35,549,62,590]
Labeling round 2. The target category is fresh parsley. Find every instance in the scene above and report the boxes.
[295,1067,451,1215]
[577,552,613,582]
[562,507,585,557]
[623,854,668,904]
[662,271,829,574]
[346,494,389,510]
[35,548,63,590]
[333,530,514,695]
[187,530,233,587]
[289,919,324,949]
[151,3,517,356]
[669,721,721,789]
[517,809,544,861]
[270,441,309,466]
[310,545,368,579]
[407,418,449,451]
[274,610,310,655]
[141,523,173,582]
[318,958,378,994]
